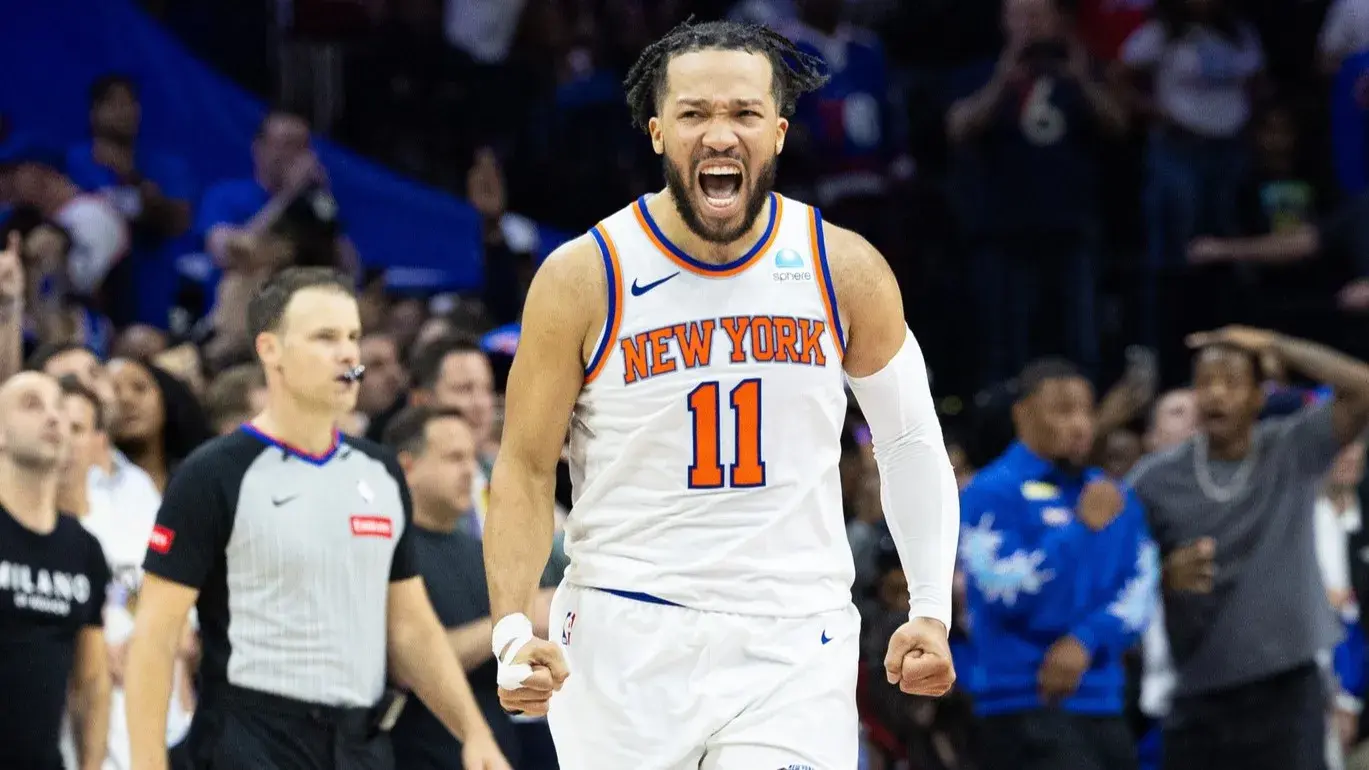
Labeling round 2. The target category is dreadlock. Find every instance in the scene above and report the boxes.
[623,18,830,133]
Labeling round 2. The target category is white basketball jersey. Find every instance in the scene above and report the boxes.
[564,192,854,617]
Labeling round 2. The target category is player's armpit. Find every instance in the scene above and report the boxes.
[820,223,907,378]
[485,235,603,622]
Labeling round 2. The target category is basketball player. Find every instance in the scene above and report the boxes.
[483,19,960,770]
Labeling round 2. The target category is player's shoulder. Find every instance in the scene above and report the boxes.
[807,213,897,303]
[522,231,609,340]
[538,231,607,285]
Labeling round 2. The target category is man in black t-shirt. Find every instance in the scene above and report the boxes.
[0,371,111,770]
[383,406,556,770]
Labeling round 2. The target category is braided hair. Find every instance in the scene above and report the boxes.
[622,18,830,133]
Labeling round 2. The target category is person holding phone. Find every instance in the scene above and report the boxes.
[947,0,1128,384]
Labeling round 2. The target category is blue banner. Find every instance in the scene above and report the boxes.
[0,0,494,290]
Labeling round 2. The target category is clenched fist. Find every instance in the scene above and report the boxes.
[496,637,569,717]
[884,617,956,697]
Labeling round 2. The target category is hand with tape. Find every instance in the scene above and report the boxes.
[492,613,569,717]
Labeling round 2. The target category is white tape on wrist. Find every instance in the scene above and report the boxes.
[492,613,535,690]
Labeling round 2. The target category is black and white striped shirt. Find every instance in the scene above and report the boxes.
[143,425,417,707]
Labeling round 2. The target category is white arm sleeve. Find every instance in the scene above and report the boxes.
[846,328,959,631]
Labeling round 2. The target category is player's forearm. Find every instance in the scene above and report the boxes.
[393,618,493,743]
[848,330,960,629]
[877,439,961,627]
[124,633,178,770]
[447,617,496,671]
[72,672,111,770]
[484,459,557,622]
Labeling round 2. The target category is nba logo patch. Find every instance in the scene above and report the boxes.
[561,611,577,645]
[774,248,804,268]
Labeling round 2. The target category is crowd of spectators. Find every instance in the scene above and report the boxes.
[5,0,1369,768]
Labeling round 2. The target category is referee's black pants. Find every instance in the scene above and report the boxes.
[978,710,1137,770]
[185,685,394,770]
[1162,663,1327,770]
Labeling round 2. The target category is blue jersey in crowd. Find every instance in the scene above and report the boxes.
[65,142,197,327]
[785,23,890,175]
[959,443,1158,716]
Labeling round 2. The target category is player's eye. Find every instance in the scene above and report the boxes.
[739,110,761,118]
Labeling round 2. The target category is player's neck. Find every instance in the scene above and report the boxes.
[255,397,339,457]
[0,460,59,533]
[651,189,773,265]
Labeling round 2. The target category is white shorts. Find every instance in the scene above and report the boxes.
[545,581,861,770]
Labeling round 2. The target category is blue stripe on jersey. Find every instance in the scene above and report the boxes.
[636,191,779,273]
[585,227,619,378]
[595,587,684,607]
[812,208,846,351]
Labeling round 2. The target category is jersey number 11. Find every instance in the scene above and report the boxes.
[687,379,766,489]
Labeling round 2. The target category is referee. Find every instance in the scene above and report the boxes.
[124,268,510,770]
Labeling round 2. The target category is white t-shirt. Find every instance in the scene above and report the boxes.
[1121,20,1264,138]
[54,195,128,296]
[1314,494,1360,600]
[61,454,192,770]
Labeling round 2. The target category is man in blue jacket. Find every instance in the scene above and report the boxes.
[960,358,1157,770]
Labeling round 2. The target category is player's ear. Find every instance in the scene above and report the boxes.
[397,450,416,475]
[649,117,664,155]
[775,117,788,155]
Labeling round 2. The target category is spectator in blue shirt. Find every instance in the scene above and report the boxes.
[65,75,195,330]
[960,358,1157,770]
[194,108,355,365]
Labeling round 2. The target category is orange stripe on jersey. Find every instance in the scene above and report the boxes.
[632,194,784,278]
[584,225,624,385]
[808,206,846,361]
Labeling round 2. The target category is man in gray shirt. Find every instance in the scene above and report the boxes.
[1129,325,1369,770]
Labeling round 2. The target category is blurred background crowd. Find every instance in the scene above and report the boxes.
[6,0,1369,768]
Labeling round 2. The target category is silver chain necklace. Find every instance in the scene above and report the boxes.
[1193,431,1263,503]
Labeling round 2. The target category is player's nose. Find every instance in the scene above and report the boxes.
[701,122,740,153]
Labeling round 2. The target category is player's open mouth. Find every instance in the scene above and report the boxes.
[697,162,743,212]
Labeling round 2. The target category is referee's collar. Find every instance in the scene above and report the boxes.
[240,424,341,466]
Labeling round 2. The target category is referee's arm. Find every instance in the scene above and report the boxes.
[383,455,501,749]
[126,450,229,770]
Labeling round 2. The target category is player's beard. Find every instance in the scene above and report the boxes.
[662,152,777,245]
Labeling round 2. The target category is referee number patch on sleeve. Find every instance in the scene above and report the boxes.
[148,525,176,554]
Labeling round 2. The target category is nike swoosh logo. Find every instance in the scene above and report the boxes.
[821,630,832,645]
[272,495,298,506]
[630,272,680,296]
